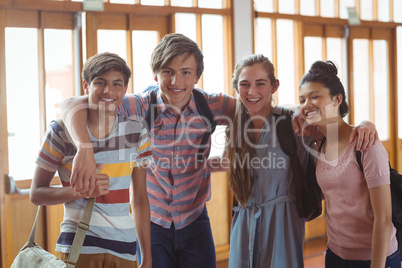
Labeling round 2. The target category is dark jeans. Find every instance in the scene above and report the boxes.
[325,247,401,268]
[137,207,216,268]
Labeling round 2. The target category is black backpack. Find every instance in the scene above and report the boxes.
[276,108,322,221]
[232,108,322,222]
[143,87,217,163]
[356,151,402,256]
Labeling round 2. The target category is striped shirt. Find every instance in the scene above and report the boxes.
[119,86,236,229]
[36,115,152,261]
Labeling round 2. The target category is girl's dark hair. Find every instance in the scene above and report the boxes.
[299,60,349,118]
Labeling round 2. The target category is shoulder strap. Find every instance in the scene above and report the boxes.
[275,107,322,220]
[28,198,95,267]
[275,107,297,157]
[144,89,158,132]
[66,198,95,266]
[356,151,364,173]
[193,89,216,132]
[46,119,94,266]
[193,89,217,162]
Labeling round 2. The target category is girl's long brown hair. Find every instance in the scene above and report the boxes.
[226,54,277,207]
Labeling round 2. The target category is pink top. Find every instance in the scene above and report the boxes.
[316,139,398,260]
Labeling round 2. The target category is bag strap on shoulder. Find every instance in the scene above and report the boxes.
[143,88,217,162]
[193,89,217,162]
[275,107,297,157]
[356,150,364,173]
[144,89,158,132]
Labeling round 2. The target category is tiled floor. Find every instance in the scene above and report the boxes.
[303,236,327,268]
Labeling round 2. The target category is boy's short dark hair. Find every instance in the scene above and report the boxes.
[150,33,204,78]
[82,52,132,86]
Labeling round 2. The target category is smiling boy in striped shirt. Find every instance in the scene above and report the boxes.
[30,52,153,268]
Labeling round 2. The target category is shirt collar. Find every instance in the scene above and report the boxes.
[157,88,198,115]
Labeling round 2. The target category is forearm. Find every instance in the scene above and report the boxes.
[132,197,152,266]
[206,156,230,173]
[370,218,391,268]
[61,96,91,148]
[30,186,81,206]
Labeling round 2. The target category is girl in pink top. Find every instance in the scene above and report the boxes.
[298,60,400,268]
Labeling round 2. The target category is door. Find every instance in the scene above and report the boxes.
[348,27,396,165]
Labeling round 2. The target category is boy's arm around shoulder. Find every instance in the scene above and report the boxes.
[60,95,97,197]
[30,164,110,206]
[202,90,236,124]
[131,166,152,268]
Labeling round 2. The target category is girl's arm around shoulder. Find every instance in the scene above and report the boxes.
[131,166,152,268]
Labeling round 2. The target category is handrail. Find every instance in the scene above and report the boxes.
[5,174,30,195]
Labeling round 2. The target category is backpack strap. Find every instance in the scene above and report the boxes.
[143,88,217,163]
[276,107,322,220]
[144,89,158,132]
[193,89,217,163]
[276,108,305,217]
[275,107,297,157]
[356,150,364,173]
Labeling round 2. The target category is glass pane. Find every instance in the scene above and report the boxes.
[254,0,274,12]
[304,37,323,73]
[201,15,225,93]
[198,0,223,9]
[321,0,335,17]
[373,40,389,140]
[377,0,390,22]
[6,28,40,180]
[327,37,348,123]
[171,0,193,7]
[277,19,296,105]
[254,18,272,59]
[395,0,402,22]
[175,13,197,42]
[326,38,345,81]
[300,0,316,16]
[360,0,373,20]
[278,0,296,14]
[132,31,158,94]
[44,29,74,127]
[141,0,165,6]
[110,0,135,3]
[340,0,356,19]
[353,39,370,125]
[97,30,127,61]
[397,27,402,138]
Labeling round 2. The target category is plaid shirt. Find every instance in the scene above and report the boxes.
[119,87,235,229]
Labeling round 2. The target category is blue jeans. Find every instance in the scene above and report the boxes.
[325,247,401,268]
[137,207,216,268]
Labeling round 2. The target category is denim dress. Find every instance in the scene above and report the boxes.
[228,107,310,268]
